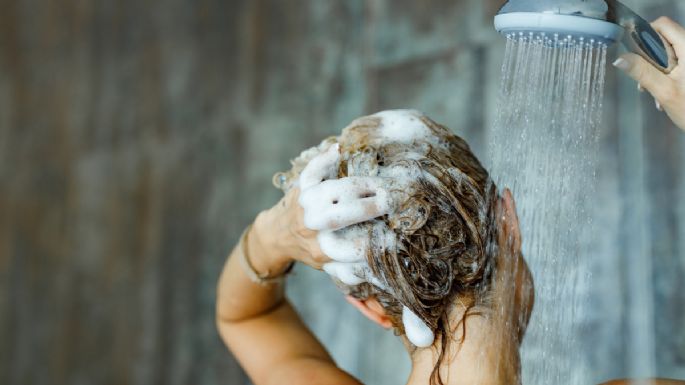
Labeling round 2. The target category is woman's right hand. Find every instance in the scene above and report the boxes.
[249,144,394,274]
[613,16,685,131]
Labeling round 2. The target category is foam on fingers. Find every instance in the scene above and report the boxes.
[299,177,393,231]
[318,227,369,263]
[299,143,341,190]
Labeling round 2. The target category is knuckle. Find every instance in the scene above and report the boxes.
[633,64,648,81]
[294,226,307,237]
[654,16,672,28]
[661,84,679,104]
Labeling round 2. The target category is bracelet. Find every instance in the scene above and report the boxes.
[238,224,295,286]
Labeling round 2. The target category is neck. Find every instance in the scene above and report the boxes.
[404,308,521,385]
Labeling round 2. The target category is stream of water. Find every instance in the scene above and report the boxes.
[487,33,608,384]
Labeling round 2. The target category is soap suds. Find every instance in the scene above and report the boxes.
[318,227,369,263]
[299,176,393,231]
[299,143,340,190]
[373,110,432,144]
[296,109,443,348]
[320,221,395,291]
[402,306,435,348]
[323,262,372,286]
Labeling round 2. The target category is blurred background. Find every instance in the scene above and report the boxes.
[1,0,684,384]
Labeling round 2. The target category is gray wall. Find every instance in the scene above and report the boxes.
[0,0,683,384]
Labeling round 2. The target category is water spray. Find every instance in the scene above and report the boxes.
[488,1,674,383]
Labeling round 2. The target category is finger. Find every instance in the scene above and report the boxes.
[317,227,369,263]
[304,238,333,265]
[317,198,392,231]
[613,53,673,102]
[299,143,340,190]
[652,16,685,60]
[302,177,391,205]
[299,178,393,230]
[300,177,378,213]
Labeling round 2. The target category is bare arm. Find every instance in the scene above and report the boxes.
[216,190,363,385]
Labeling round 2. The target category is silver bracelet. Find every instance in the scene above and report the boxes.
[238,224,294,286]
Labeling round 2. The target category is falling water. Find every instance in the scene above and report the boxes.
[487,33,608,385]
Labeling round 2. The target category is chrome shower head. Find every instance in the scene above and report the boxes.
[494,0,677,73]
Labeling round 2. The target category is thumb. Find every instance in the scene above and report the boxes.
[613,53,672,102]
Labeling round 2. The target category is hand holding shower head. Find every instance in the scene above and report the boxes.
[494,0,677,74]
[606,0,677,72]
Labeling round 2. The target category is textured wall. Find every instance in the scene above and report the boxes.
[0,0,683,385]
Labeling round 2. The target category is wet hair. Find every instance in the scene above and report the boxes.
[275,114,499,385]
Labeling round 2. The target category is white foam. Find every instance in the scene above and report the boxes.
[320,221,396,292]
[323,262,371,286]
[299,143,340,190]
[295,110,449,348]
[372,110,434,144]
[318,227,368,263]
[402,306,435,348]
[299,176,393,231]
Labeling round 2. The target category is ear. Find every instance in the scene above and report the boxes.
[345,296,394,329]
[499,188,522,252]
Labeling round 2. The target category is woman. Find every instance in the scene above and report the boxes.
[217,15,685,384]
[216,109,534,385]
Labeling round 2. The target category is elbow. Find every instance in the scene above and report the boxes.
[214,294,258,326]
[215,295,240,327]
[215,288,239,327]
[215,313,234,346]
[216,298,242,346]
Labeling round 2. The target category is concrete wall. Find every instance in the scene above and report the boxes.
[0,0,683,384]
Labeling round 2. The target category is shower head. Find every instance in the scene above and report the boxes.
[494,0,677,73]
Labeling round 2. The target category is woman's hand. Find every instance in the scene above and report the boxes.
[249,188,332,274]
[248,144,394,276]
[613,16,685,131]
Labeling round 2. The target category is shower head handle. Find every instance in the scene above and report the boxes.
[606,0,677,74]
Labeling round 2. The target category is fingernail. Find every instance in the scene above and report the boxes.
[637,83,644,92]
[655,99,663,111]
[613,58,630,71]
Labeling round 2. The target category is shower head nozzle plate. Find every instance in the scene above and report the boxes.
[495,12,623,45]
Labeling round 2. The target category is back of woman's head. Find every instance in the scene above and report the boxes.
[275,110,498,385]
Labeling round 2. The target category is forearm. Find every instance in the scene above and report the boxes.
[215,209,353,385]
[216,212,292,323]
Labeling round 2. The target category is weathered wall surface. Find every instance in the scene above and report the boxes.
[0,0,683,384]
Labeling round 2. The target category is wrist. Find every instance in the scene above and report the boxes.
[249,211,293,274]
